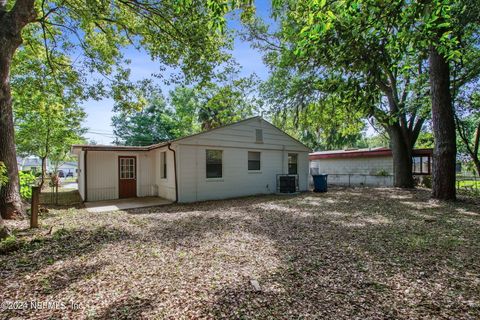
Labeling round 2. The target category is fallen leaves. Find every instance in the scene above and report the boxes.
[0,188,479,319]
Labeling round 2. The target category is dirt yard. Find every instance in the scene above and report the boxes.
[1,188,479,319]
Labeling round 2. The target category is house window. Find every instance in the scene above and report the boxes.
[288,153,298,175]
[256,129,263,143]
[248,151,261,171]
[206,150,222,178]
[161,151,167,179]
[412,155,431,175]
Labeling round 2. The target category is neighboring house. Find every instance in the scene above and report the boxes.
[309,147,433,187]
[17,156,50,173]
[57,162,78,177]
[71,117,311,203]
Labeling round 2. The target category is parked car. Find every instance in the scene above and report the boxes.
[57,170,65,178]
[66,172,73,178]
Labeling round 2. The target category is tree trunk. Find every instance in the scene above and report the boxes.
[0,0,37,218]
[0,39,23,219]
[388,124,415,188]
[429,47,456,200]
[39,156,47,189]
[473,157,480,177]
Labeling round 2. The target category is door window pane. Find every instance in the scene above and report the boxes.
[120,158,135,179]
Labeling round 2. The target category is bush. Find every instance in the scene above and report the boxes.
[0,235,22,254]
[422,175,432,189]
[376,169,390,176]
[19,171,37,200]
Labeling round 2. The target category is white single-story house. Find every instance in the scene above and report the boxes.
[309,147,433,187]
[71,117,311,203]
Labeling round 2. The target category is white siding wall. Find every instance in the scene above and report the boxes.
[78,150,85,200]
[153,147,176,201]
[175,118,310,203]
[86,150,161,201]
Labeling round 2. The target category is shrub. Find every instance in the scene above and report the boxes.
[0,235,22,254]
[376,169,390,176]
[19,171,37,200]
[422,175,432,189]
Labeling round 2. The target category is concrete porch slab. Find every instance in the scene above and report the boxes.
[85,197,173,213]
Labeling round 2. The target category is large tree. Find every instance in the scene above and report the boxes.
[12,35,86,189]
[421,0,480,199]
[196,74,261,130]
[456,90,480,175]
[256,0,431,187]
[261,70,367,150]
[112,92,178,146]
[0,0,252,237]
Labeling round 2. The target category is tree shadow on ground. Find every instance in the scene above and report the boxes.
[1,226,134,276]
[192,189,480,319]
[92,296,155,320]
[2,188,479,319]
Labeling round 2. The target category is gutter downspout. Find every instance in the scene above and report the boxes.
[84,150,88,202]
[167,143,178,203]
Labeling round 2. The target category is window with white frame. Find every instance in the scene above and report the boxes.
[248,151,261,171]
[206,150,222,178]
[288,153,298,175]
[161,151,167,179]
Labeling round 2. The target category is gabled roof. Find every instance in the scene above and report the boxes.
[72,117,312,153]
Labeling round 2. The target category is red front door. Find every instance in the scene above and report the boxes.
[119,156,136,198]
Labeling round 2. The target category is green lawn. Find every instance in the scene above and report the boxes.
[1,188,480,319]
[457,177,480,195]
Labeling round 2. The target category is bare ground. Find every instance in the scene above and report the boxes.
[1,188,480,319]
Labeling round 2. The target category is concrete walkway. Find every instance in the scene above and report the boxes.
[85,197,173,213]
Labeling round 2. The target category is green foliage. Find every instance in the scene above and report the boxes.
[112,91,180,146]
[19,171,37,200]
[423,176,433,189]
[455,89,480,173]
[112,68,261,145]
[253,0,432,154]
[261,68,367,150]
[12,26,87,175]
[416,131,435,149]
[169,87,202,137]
[0,162,7,187]
[197,74,260,130]
[0,235,23,255]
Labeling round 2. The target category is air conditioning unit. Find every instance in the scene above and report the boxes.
[276,174,299,193]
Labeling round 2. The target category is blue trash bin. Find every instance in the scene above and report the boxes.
[312,174,328,192]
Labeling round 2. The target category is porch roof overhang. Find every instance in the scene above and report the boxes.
[70,142,170,155]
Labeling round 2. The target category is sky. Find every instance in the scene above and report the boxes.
[83,2,273,145]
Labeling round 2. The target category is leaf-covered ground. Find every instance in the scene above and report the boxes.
[1,188,480,319]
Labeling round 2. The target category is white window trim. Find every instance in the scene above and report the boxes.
[247,151,262,172]
[206,149,223,180]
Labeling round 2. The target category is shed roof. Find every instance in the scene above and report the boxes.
[309,147,433,160]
